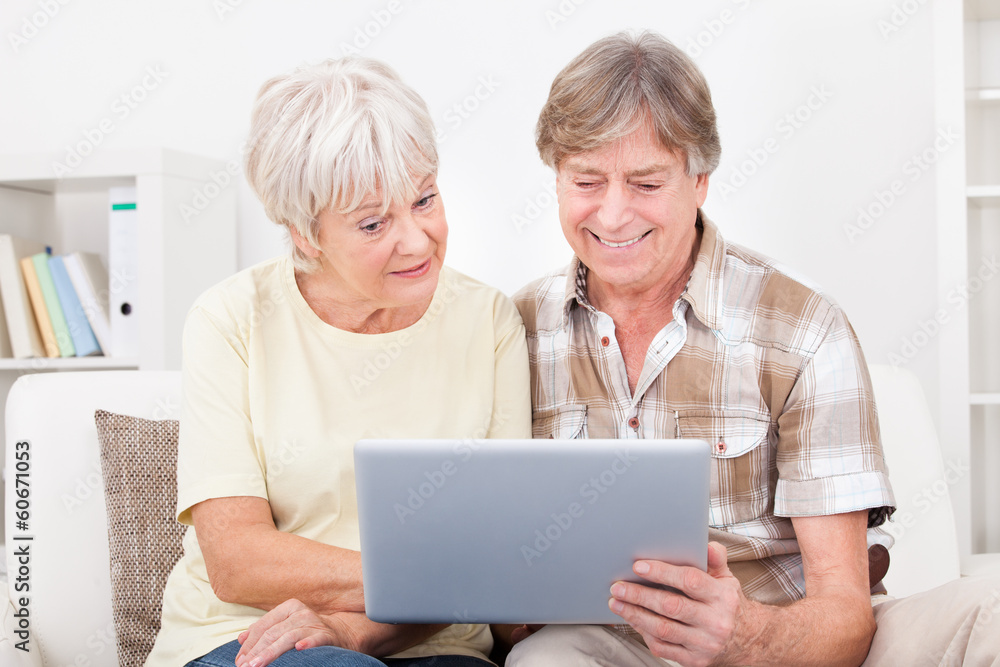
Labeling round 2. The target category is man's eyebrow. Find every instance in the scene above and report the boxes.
[561,163,672,178]
[561,163,605,176]
[627,164,672,178]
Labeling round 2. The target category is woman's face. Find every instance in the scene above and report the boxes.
[300,173,448,313]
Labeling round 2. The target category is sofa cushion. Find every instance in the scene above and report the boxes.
[95,409,185,667]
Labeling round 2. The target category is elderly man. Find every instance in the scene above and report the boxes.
[505,32,1000,667]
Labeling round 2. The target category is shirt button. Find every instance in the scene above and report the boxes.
[716,440,727,454]
[601,336,610,347]
[628,417,639,429]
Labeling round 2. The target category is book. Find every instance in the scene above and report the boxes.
[20,255,59,358]
[30,251,75,357]
[49,255,101,357]
[63,251,111,356]
[0,234,47,358]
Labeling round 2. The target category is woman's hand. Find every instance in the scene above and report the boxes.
[234,599,362,667]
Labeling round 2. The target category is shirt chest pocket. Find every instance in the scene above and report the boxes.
[532,404,588,439]
[676,411,773,527]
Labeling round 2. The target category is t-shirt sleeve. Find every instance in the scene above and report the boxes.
[175,303,268,525]
[773,307,896,527]
[487,294,532,439]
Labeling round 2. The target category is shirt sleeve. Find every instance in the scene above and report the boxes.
[487,295,532,439]
[773,306,896,526]
[175,302,268,525]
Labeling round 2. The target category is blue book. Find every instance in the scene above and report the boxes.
[48,255,102,356]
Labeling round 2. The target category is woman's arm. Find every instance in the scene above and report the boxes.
[190,496,365,614]
[486,301,532,439]
[193,497,448,662]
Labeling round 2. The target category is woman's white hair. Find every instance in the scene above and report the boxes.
[244,57,439,273]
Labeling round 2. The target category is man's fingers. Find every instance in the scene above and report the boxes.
[629,560,716,603]
[510,623,545,644]
[610,578,705,627]
[706,541,730,578]
[607,597,694,662]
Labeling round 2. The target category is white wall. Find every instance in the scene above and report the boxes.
[1,0,946,418]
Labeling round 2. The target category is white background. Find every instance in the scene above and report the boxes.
[0,0,948,418]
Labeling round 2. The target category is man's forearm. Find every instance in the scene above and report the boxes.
[729,592,875,667]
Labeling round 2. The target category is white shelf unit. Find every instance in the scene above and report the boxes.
[963,0,1000,566]
[0,147,237,536]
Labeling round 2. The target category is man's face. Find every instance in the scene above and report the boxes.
[556,118,709,299]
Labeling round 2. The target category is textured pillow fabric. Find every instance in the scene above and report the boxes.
[95,409,185,667]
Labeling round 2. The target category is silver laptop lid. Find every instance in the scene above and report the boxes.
[355,438,709,624]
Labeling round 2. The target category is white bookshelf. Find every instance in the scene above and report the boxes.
[0,147,237,537]
[961,0,1000,570]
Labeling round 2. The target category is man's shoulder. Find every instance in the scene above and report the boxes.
[718,241,844,353]
[512,265,573,336]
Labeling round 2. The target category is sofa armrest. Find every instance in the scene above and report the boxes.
[3,371,181,667]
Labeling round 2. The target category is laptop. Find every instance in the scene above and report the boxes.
[354,438,710,624]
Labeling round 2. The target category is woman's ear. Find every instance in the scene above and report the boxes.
[288,224,322,259]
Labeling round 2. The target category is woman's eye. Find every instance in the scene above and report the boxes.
[360,219,385,235]
[415,193,437,209]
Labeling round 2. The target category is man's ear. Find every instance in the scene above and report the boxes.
[288,224,322,259]
[694,173,710,208]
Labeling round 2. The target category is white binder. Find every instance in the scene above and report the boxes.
[108,186,139,358]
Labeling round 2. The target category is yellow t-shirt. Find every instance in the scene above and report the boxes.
[146,256,531,666]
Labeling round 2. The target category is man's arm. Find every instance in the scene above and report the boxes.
[609,510,875,667]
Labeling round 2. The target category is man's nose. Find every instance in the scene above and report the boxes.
[595,182,635,231]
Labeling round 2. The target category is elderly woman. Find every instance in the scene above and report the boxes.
[144,57,530,667]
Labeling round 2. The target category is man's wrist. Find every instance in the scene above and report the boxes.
[717,594,768,667]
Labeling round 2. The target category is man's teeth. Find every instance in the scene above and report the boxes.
[596,232,646,248]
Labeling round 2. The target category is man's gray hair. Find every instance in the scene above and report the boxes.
[536,31,720,176]
[244,57,438,273]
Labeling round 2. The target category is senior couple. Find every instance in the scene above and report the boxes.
[146,33,1000,667]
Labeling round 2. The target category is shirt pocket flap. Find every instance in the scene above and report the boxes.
[532,404,588,439]
[676,410,772,527]
[676,412,770,458]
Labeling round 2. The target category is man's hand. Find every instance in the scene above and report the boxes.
[608,542,751,667]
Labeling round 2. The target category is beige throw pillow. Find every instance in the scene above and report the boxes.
[94,409,185,667]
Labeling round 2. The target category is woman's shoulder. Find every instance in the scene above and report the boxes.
[188,255,291,323]
[436,266,522,333]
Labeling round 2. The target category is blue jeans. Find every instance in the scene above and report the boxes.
[187,639,494,667]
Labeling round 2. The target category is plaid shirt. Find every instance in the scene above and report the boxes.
[513,213,895,604]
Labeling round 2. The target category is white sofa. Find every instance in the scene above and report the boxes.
[0,366,970,666]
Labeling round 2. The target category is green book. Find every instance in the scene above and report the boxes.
[31,251,75,357]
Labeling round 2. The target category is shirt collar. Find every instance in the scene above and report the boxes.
[560,209,726,331]
[682,210,725,331]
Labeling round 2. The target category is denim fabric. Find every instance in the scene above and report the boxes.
[187,639,494,667]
